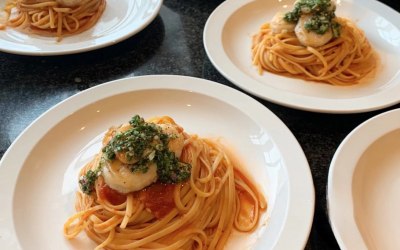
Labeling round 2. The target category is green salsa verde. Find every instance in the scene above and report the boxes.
[79,115,191,195]
[284,0,341,37]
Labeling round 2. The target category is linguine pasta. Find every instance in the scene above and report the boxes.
[1,0,105,41]
[252,0,377,86]
[64,116,267,250]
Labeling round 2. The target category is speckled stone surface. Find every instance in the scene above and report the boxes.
[1,0,400,249]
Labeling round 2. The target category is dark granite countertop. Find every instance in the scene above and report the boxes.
[1,0,400,249]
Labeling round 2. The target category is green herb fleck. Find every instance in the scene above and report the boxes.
[156,150,191,183]
[129,158,151,173]
[102,115,191,185]
[79,162,103,195]
[304,14,331,34]
[331,21,341,38]
[102,115,167,162]
[284,0,340,36]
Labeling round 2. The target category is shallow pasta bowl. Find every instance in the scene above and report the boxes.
[0,0,163,55]
[0,75,314,249]
[328,108,400,248]
[204,0,400,113]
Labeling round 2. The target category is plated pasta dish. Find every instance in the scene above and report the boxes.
[0,0,106,41]
[64,115,267,250]
[252,0,377,85]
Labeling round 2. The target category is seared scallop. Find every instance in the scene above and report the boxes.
[270,11,296,34]
[101,119,185,193]
[158,123,185,159]
[102,160,158,193]
[295,15,333,47]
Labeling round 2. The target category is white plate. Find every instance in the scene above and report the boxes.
[0,75,314,250]
[328,108,400,249]
[203,0,400,113]
[0,0,163,55]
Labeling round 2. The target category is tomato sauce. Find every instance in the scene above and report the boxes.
[233,168,266,228]
[98,184,127,205]
[237,189,256,226]
[139,183,176,219]
[98,182,177,219]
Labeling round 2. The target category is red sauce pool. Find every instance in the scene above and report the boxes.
[98,184,127,205]
[139,183,176,219]
[98,182,177,219]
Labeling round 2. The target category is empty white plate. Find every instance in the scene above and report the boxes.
[328,108,400,249]
[0,75,314,249]
[203,0,400,113]
[0,0,163,55]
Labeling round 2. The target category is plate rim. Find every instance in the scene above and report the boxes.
[0,75,314,249]
[0,0,163,56]
[327,108,400,249]
[203,0,400,114]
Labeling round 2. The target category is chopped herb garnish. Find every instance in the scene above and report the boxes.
[304,14,331,34]
[331,22,341,38]
[102,115,168,162]
[284,0,340,36]
[79,162,102,195]
[101,115,191,186]
[156,150,191,183]
[129,158,151,173]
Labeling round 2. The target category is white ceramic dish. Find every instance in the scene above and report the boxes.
[0,75,314,250]
[0,0,163,55]
[328,108,400,249]
[203,0,400,113]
